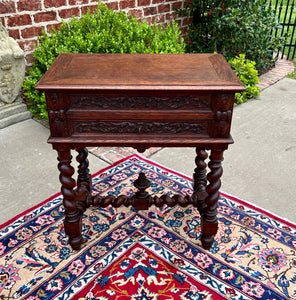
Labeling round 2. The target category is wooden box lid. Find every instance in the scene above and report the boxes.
[35,53,245,92]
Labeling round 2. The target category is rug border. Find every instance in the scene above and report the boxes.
[2,153,295,230]
[0,192,62,230]
[219,191,296,229]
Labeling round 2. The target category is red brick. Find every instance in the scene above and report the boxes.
[180,26,189,36]
[69,0,88,4]
[165,12,175,21]
[18,39,37,52]
[17,0,41,12]
[44,0,67,8]
[120,0,136,9]
[174,19,182,26]
[0,1,16,14]
[143,6,157,16]
[34,11,57,23]
[171,2,182,10]
[152,0,164,4]
[59,7,80,19]
[105,2,119,10]
[25,52,35,65]
[129,9,143,18]
[7,14,32,27]
[89,147,114,157]
[101,151,125,164]
[141,16,149,22]
[8,29,20,40]
[151,14,165,24]
[21,26,44,39]
[81,5,99,15]
[182,16,192,26]
[158,4,170,13]
[138,0,150,6]
[46,22,63,33]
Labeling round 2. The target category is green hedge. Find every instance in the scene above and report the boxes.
[175,0,285,72]
[229,54,260,104]
[23,4,185,119]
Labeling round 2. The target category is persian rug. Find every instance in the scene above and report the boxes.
[0,154,296,300]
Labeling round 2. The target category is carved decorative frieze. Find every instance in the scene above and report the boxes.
[73,121,207,135]
[70,95,210,110]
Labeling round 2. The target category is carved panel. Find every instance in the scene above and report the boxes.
[211,94,233,137]
[72,121,208,135]
[48,109,66,122]
[216,110,232,122]
[46,93,59,110]
[69,95,210,110]
[216,93,233,112]
[46,93,69,137]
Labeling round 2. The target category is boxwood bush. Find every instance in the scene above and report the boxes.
[23,4,185,119]
[229,54,260,104]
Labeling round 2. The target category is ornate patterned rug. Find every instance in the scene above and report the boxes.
[0,154,295,299]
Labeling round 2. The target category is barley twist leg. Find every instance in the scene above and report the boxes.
[201,148,224,250]
[57,148,83,250]
[193,147,208,212]
[76,147,92,209]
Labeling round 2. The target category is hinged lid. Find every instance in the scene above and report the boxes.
[35,53,245,92]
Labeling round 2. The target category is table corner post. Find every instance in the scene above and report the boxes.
[201,147,225,250]
[55,145,83,250]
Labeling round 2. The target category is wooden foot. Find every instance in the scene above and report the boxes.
[201,148,224,250]
[56,147,83,250]
[201,221,218,250]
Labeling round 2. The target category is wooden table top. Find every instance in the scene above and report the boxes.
[35,53,245,92]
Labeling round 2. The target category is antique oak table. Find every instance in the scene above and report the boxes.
[36,53,244,251]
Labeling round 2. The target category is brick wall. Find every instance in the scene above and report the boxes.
[0,0,189,65]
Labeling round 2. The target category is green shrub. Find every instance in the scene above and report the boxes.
[23,4,185,119]
[175,0,285,72]
[228,54,260,104]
